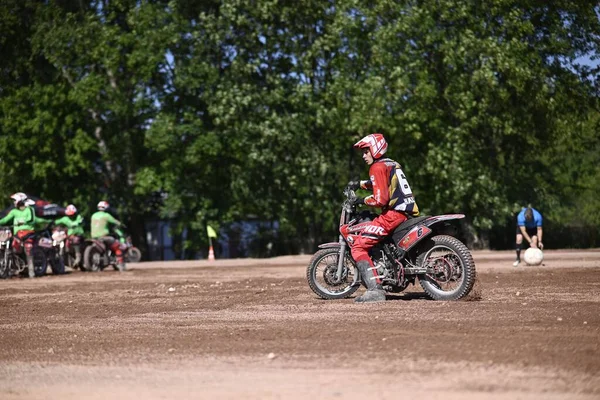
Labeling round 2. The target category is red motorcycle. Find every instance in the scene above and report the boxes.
[0,226,49,278]
[51,225,82,270]
[83,234,126,272]
[306,186,476,300]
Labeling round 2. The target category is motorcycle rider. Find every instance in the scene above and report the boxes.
[349,134,420,303]
[90,201,125,270]
[54,204,85,268]
[0,193,49,278]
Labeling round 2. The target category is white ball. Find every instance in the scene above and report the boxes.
[524,247,544,266]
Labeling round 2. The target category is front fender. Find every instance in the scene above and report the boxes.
[318,242,342,249]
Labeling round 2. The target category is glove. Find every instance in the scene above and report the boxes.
[539,242,544,250]
[352,197,365,206]
[347,181,360,191]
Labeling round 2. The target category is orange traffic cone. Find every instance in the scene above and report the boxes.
[208,245,215,261]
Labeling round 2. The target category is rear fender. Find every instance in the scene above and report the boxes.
[397,225,433,251]
[85,239,106,253]
[37,237,53,249]
[395,214,466,253]
[423,214,465,226]
[423,214,465,236]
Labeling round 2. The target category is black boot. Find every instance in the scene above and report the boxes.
[355,260,386,303]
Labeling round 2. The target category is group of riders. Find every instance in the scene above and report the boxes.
[0,192,126,278]
[0,132,412,298]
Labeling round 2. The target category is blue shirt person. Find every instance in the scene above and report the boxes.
[513,207,544,267]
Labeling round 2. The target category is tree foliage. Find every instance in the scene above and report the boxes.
[1,0,598,255]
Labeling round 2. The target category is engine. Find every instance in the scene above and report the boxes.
[372,251,396,281]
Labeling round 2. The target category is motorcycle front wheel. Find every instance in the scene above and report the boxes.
[416,235,476,300]
[126,247,142,263]
[0,250,9,279]
[50,250,65,275]
[32,247,47,277]
[306,248,359,300]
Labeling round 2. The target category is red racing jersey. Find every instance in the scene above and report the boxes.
[359,158,419,216]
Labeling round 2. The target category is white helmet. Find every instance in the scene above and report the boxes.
[353,133,388,159]
[65,204,77,216]
[10,192,28,207]
[97,200,109,211]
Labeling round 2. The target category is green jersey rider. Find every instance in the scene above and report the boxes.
[0,193,51,278]
[90,200,125,270]
[54,204,85,268]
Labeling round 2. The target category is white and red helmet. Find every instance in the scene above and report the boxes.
[353,133,388,159]
[10,192,28,207]
[97,200,109,211]
[65,204,77,216]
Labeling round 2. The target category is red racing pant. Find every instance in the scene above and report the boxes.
[349,209,408,284]
[99,236,124,264]
[14,230,35,256]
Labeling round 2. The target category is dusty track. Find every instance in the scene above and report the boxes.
[1,249,599,399]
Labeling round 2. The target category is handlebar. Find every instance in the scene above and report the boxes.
[342,186,359,213]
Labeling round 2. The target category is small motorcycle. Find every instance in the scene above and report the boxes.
[83,235,126,272]
[43,226,67,275]
[0,226,48,278]
[52,225,86,270]
[306,186,476,300]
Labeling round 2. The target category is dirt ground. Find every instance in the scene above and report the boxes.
[1,249,599,399]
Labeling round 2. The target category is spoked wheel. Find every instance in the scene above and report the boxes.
[306,248,359,300]
[11,256,25,278]
[50,251,65,275]
[32,247,47,277]
[66,250,77,270]
[417,235,476,300]
[83,246,103,272]
[0,250,9,279]
[126,247,141,263]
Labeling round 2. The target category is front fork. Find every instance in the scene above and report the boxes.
[335,235,347,281]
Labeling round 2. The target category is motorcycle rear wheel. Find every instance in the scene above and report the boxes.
[84,246,103,272]
[306,248,359,300]
[417,235,476,300]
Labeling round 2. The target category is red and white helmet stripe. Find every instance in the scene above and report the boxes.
[10,192,28,207]
[353,133,388,159]
[65,204,77,216]
[97,201,109,211]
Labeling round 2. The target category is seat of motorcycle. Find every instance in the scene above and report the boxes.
[391,215,429,244]
[18,231,39,241]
